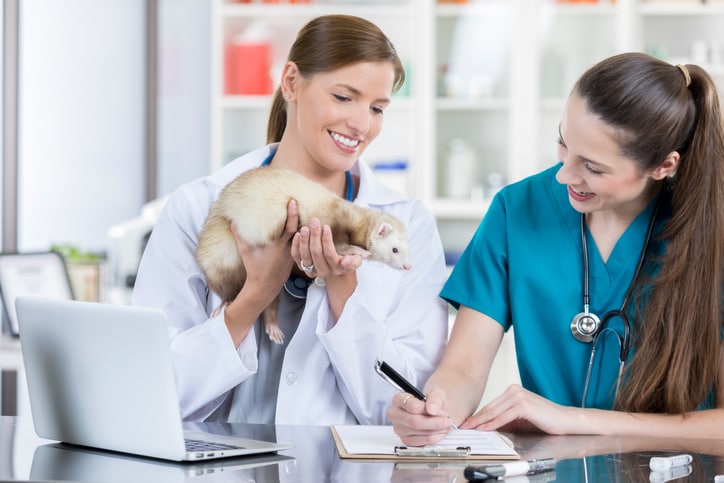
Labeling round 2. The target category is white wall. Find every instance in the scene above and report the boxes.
[0,6,4,248]
[156,0,210,197]
[17,0,146,253]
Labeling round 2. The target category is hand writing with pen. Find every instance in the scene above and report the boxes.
[376,360,458,446]
[387,387,459,447]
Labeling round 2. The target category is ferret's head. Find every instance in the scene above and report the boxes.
[369,219,411,271]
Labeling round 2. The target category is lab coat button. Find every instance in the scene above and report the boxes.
[285,372,298,385]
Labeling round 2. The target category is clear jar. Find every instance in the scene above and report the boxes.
[444,138,476,199]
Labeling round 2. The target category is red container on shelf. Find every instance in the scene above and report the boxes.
[225,42,273,95]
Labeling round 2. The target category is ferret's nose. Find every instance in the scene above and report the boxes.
[403,264,411,270]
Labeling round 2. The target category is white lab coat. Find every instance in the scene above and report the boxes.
[131,144,449,425]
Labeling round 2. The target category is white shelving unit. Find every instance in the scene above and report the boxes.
[211,0,724,230]
[210,1,420,172]
[209,0,724,406]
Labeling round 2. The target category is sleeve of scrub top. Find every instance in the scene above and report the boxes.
[131,182,260,419]
[440,193,512,331]
[316,199,450,424]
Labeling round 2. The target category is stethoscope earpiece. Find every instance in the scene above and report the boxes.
[570,311,600,343]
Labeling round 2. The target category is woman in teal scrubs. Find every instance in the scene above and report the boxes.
[388,52,724,443]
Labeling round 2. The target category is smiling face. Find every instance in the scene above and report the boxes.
[280,61,395,178]
[555,92,674,219]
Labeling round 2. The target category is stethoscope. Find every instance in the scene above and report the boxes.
[570,199,660,408]
[259,152,354,299]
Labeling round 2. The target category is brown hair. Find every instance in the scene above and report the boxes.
[265,14,405,144]
[574,52,724,413]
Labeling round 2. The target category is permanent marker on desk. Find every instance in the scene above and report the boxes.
[502,471,558,483]
[466,458,557,478]
[462,467,493,481]
[464,471,557,483]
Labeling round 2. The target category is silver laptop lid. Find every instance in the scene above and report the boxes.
[17,296,190,460]
[17,296,292,461]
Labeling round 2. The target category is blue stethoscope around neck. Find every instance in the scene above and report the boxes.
[570,199,660,408]
[260,151,354,299]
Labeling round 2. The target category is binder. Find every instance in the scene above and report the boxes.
[331,425,519,461]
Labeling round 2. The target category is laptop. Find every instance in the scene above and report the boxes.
[15,296,293,462]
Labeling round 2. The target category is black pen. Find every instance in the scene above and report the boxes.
[375,360,427,400]
[375,359,458,429]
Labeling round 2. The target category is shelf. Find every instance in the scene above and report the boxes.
[435,3,513,17]
[540,98,567,111]
[436,1,618,17]
[639,3,724,15]
[222,3,412,18]
[429,198,490,220]
[211,0,724,230]
[436,97,509,111]
[0,336,22,370]
[544,3,617,15]
[220,95,273,109]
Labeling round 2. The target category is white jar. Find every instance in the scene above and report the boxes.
[444,138,476,199]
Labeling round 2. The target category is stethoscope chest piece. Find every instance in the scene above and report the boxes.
[571,311,600,343]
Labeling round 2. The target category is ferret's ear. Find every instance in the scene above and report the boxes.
[375,222,394,239]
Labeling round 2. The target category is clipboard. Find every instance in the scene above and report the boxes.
[331,425,519,461]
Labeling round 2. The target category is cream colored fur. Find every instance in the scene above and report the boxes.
[196,167,410,343]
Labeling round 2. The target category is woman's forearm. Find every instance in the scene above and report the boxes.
[579,407,724,439]
[424,369,487,424]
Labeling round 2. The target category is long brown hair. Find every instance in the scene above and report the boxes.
[266,14,405,144]
[574,52,724,413]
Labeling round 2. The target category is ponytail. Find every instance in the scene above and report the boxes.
[266,88,286,144]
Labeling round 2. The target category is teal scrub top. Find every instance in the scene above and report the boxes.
[440,164,667,409]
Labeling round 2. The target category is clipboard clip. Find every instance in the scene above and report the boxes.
[394,445,471,457]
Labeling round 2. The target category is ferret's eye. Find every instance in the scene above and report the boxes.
[392,248,399,254]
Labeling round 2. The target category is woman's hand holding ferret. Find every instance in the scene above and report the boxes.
[292,217,363,278]
[223,200,300,345]
[292,217,362,322]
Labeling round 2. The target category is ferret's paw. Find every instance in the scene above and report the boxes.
[265,322,285,345]
[337,244,371,259]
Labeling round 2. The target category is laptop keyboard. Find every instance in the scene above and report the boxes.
[185,438,245,452]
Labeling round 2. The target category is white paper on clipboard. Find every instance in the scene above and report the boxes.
[331,425,519,460]
[0,252,73,335]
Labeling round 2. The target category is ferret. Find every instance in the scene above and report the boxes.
[196,166,411,344]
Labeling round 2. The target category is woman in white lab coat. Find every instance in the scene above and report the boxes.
[131,14,449,425]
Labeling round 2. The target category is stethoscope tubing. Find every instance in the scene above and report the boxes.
[576,198,661,408]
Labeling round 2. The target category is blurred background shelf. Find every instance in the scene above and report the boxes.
[210,0,724,251]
